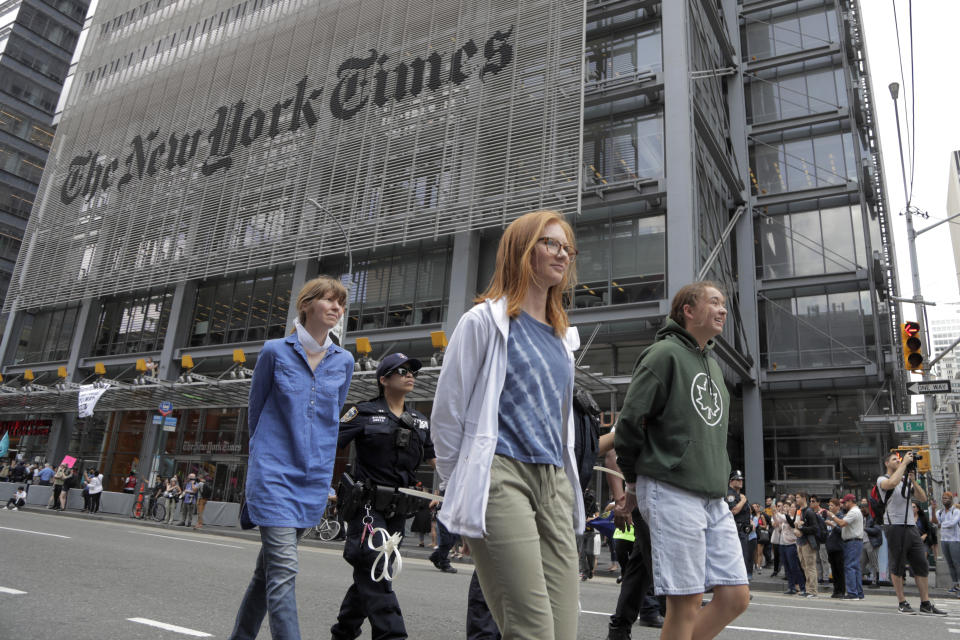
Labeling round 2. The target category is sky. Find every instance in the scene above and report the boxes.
[860,1,960,324]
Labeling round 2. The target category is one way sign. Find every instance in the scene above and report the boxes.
[906,380,953,395]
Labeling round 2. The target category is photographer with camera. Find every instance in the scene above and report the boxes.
[330,353,436,640]
[877,451,946,615]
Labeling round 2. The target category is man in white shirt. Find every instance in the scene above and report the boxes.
[934,491,960,593]
[876,451,945,615]
[824,494,863,599]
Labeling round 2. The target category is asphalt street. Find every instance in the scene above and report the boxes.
[1,509,958,639]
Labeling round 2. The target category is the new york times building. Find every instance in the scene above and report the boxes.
[0,0,901,506]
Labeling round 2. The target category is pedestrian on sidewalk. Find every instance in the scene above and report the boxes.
[86,469,103,514]
[777,502,805,594]
[178,473,198,526]
[163,476,181,525]
[195,474,212,528]
[3,486,26,510]
[794,492,820,597]
[860,498,882,587]
[227,275,353,640]
[825,494,864,599]
[934,492,960,594]
[50,464,67,510]
[432,210,584,640]
[823,498,846,598]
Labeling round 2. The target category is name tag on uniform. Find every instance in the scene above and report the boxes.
[370,416,386,423]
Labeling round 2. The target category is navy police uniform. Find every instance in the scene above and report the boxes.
[330,396,435,640]
[727,471,752,578]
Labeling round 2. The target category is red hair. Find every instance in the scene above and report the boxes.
[476,210,577,336]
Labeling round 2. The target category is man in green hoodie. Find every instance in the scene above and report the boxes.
[615,281,749,640]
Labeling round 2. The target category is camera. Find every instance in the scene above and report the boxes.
[898,450,922,474]
[394,428,411,449]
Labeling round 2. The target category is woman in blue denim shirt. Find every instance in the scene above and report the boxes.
[229,276,355,640]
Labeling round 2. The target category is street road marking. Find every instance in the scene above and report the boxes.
[726,626,877,639]
[949,629,960,634]
[0,526,70,539]
[747,601,913,617]
[0,587,27,595]
[581,611,879,640]
[128,618,212,637]
[131,531,243,548]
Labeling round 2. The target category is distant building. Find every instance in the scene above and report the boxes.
[0,0,91,307]
[948,150,960,291]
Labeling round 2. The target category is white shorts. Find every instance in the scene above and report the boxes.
[636,475,749,596]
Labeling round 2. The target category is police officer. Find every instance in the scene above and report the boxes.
[727,469,752,578]
[330,353,435,640]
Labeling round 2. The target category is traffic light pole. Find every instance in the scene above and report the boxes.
[890,82,943,497]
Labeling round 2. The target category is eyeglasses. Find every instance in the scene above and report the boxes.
[389,367,418,378]
[537,237,578,261]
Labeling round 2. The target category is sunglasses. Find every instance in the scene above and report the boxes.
[389,367,418,378]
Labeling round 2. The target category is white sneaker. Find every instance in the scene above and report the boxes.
[2,506,7,510]
[11,506,18,511]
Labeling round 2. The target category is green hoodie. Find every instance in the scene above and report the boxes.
[614,318,731,498]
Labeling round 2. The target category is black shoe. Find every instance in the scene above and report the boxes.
[606,626,631,640]
[843,594,858,600]
[784,589,797,595]
[919,601,947,616]
[898,601,916,615]
[439,565,458,574]
[830,593,843,599]
[639,615,664,629]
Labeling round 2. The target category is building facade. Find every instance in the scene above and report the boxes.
[0,0,900,501]
[0,0,91,307]
[948,150,960,290]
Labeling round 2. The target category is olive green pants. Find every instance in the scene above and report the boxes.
[465,455,579,640]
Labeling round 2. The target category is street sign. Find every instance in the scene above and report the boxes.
[158,401,173,416]
[162,415,177,432]
[896,420,925,433]
[152,415,162,425]
[906,380,953,395]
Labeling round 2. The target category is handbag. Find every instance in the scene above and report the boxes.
[757,527,770,544]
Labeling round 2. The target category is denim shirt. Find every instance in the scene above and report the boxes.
[245,333,354,527]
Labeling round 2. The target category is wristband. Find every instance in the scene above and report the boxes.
[625,483,636,495]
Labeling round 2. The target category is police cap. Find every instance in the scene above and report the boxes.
[729,469,744,481]
[376,352,423,380]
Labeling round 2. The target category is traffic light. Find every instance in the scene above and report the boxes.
[900,321,924,372]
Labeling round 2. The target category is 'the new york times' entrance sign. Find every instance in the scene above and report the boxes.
[8,0,584,311]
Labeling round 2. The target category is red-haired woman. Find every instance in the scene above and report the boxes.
[432,210,583,639]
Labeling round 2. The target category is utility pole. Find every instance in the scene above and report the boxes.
[888,82,943,497]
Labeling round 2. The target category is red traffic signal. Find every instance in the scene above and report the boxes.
[900,321,924,372]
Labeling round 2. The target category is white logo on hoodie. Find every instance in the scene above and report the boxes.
[690,372,722,426]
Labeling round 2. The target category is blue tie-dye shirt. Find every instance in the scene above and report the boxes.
[495,311,571,467]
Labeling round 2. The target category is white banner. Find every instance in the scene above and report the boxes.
[78,384,109,418]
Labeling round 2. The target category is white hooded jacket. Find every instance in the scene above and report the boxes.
[430,297,585,538]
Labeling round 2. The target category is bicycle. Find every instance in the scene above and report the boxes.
[314,502,341,541]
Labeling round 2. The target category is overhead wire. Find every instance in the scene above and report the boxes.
[891,0,914,206]
[907,0,917,202]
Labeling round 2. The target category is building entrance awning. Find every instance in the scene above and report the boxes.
[0,366,618,416]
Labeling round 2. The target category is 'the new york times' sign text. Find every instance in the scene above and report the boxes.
[8,0,584,311]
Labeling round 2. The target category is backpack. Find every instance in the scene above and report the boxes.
[868,475,894,522]
[200,481,213,500]
[813,511,828,544]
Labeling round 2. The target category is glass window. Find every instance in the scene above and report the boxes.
[0,102,55,150]
[322,240,452,332]
[93,287,173,356]
[586,23,662,82]
[4,32,71,81]
[573,214,665,307]
[583,112,664,184]
[15,303,80,363]
[17,4,80,50]
[761,290,872,370]
[190,268,293,347]
[0,68,59,113]
[741,3,840,61]
[756,204,866,279]
[751,129,856,195]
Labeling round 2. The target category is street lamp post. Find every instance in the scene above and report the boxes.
[307,198,352,344]
[888,82,943,496]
